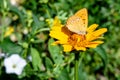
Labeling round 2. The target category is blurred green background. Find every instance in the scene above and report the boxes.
[0,0,120,80]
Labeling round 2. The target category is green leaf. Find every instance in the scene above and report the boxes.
[45,57,53,71]
[48,38,64,64]
[10,5,26,27]
[0,39,22,55]
[30,47,42,71]
[32,14,41,28]
[57,68,70,80]
[78,62,87,80]
[94,46,108,67]
[32,14,44,28]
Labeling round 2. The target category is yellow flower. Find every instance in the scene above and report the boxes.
[49,17,107,52]
[4,27,14,37]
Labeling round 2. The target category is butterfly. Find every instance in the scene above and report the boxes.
[66,8,88,35]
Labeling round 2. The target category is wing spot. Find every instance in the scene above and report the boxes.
[71,20,74,23]
[76,18,80,21]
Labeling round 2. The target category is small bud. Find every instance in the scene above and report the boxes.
[10,34,17,42]
[23,28,28,35]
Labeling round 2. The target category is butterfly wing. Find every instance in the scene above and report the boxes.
[66,8,88,34]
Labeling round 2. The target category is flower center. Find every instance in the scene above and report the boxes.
[68,34,86,47]
[12,64,17,68]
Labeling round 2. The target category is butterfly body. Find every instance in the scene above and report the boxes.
[66,8,88,35]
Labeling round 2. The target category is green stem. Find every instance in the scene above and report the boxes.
[34,28,50,35]
[0,0,8,42]
[1,26,4,42]
[74,52,84,80]
[75,52,79,80]
[79,52,85,66]
[37,28,50,32]
[1,13,6,42]
[46,9,51,18]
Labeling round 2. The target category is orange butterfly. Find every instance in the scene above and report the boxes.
[66,8,88,35]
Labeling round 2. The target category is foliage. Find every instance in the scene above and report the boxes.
[0,0,120,80]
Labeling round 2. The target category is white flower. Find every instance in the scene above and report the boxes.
[4,54,27,75]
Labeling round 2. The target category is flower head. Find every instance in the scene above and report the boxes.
[4,26,14,37]
[49,17,107,52]
[4,54,27,75]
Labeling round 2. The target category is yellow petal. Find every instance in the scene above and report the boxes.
[51,41,60,45]
[49,31,68,42]
[4,27,14,37]
[91,41,104,43]
[51,25,62,30]
[86,28,107,41]
[87,24,98,33]
[63,45,73,52]
[53,17,62,27]
[52,40,68,45]
[74,46,86,51]
[93,28,107,36]
[86,41,104,48]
